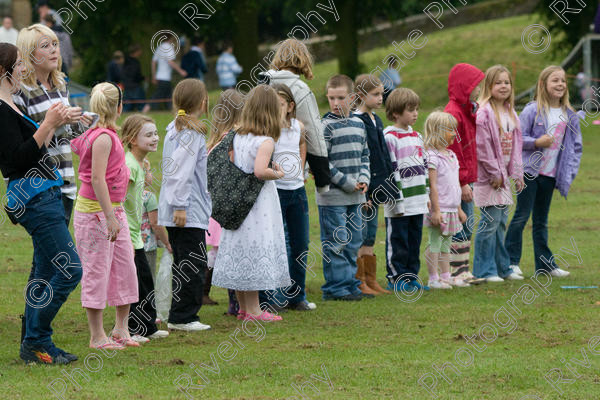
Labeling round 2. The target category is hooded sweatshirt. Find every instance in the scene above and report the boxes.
[444,63,484,187]
[264,69,331,191]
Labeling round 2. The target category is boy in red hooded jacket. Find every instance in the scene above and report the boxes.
[444,63,485,284]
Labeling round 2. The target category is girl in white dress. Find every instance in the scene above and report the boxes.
[212,85,291,322]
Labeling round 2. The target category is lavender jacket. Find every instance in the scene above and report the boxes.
[473,102,523,207]
[157,121,211,229]
[519,102,583,198]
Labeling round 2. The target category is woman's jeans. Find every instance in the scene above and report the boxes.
[473,206,513,278]
[17,187,82,347]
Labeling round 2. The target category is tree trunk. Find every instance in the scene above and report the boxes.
[231,0,260,86]
[333,0,360,78]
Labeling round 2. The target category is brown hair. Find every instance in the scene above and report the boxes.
[354,74,383,97]
[121,114,154,150]
[326,74,354,94]
[385,87,420,121]
[271,39,314,80]
[238,84,281,141]
[207,89,244,150]
[478,65,517,133]
[272,83,296,122]
[534,65,573,118]
[0,43,19,89]
[172,78,208,134]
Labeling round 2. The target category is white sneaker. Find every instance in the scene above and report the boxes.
[429,279,452,289]
[131,334,150,343]
[306,302,317,310]
[510,265,523,276]
[506,272,524,281]
[167,321,211,331]
[486,276,504,283]
[550,268,570,278]
[148,330,169,339]
[444,277,470,287]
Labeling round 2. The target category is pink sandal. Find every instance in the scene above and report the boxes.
[111,336,140,347]
[236,310,247,320]
[89,339,125,350]
[243,311,282,322]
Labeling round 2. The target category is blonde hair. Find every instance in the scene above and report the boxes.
[238,84,281,141]
[173,78,208,134]
[424,111,457,150]
[354,74,383,97]
[271,39,314,80]
[385,88,420,121]
[121,114,154,150]
[90,82,121,131]
[534,65,573,118]
[207,89,244,150]
[272,83,296,122]
[17,24,65,89]
[478,65,517,131]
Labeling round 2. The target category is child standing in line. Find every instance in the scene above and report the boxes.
[353,74,396,295]
[264,83,316,311]
[317,75,371,301]
[383,88,431,291]
[212,85,290,321]
[444,63,485,284]
[71,83,137,350]
[423,112,468,289]
[505,66,583,277]
[121,114,169,341]
[205,89,245,316]
[158,79,212,332]
[472,65,525,282]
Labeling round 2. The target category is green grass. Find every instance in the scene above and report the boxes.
[2,14,600,400]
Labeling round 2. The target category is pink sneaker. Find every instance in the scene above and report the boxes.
[236,310,246,320]
[243,311,282,322]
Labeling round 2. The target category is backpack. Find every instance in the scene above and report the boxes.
[207,130,265,230]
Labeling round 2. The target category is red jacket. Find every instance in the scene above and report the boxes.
[444,63,484,186]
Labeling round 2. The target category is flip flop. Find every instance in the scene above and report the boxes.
[89,339,125,350]
[111,336,141,347]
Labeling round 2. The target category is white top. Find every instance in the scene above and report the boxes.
[0,27,18,45]
[499,110,515,167]
[540,107,567,178]
[273,118,304,190]
[152,42,176,82]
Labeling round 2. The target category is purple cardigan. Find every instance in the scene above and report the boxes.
[519,102,583,198]
[473,102,523,207]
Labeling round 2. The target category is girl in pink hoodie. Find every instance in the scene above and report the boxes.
[472,65,525,282]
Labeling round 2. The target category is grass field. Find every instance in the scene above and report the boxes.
[2,14,600,400]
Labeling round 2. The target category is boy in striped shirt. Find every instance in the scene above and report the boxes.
[317,75,371,301]
[383,88,430,292]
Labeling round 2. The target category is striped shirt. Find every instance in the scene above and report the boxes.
[13,81,86,200]
[316,112,370,206]
[384,126,429,216]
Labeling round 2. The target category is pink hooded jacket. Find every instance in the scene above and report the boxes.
[473,102,523,207]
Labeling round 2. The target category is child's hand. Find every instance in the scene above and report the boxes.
[427,201,431,211]
[355,182,368,193]
[458,208,467,224]
[535,134,554,148]
[430,211,443,226]
[461,184,473,202]
[166,242,173,253]
[106,212,121,242]
[491,176,503,189]
[362,199,373,211]
[173,210,186,227]
[515,178,525,193]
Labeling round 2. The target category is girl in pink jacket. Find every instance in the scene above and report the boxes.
[472,65,525,282]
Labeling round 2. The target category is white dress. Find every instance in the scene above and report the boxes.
[212,133,291,291]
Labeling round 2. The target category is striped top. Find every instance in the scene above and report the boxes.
[13,81,86,200]
[316,112,370,206]
[383,126,429,217]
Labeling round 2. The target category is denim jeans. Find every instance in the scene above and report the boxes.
[385,214,423,282]
[268,187,310,306]
[61,194,73,227]
[361,203,379,247]
[505,175,557,272]
[473,206,513,278]
[318,205,363,298]
[17,187,82,347]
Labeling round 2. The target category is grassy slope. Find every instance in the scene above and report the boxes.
[2,14,600,400]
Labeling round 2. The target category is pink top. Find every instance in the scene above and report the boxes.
[71,127,130,203]
[426,149,461,212]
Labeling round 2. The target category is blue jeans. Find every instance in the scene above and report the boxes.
[269,187,310,306]
[385,214,423,282]
[361,203,378,247]
[473,206,513,278]
[318,205,363,298]
[17,187,82,347]
[505,175,557,272]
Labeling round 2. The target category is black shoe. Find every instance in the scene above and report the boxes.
[289,301,317,311]
[358,293,375,299]
[335,294,362,301]
[263,303,289,313]
[20,342,73,365]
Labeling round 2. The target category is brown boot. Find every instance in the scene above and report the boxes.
[356,256,378,295]
[363,255,390,294]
